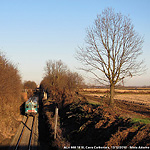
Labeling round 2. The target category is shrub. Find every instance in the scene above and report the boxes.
[0,52,23,143]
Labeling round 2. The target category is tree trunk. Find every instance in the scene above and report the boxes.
[110,83,115,106]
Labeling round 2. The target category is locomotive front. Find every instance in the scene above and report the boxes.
[25,97,38,116]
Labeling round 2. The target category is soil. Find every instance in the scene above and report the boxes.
[43,93,150,149]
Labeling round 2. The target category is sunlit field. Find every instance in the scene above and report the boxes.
[82,88,150,106]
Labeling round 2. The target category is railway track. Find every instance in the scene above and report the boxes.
[10,115,38,150]
[15,116,35,150]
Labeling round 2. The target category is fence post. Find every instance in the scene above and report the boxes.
[54,107,58,139]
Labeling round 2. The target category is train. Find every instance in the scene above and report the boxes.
[25,96,38,116]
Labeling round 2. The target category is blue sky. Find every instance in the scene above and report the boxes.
[0,0,150,86]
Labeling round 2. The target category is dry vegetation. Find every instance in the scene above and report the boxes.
[40,60,83,108]
[0,53,24,145]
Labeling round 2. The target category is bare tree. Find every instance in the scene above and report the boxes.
[41,59,84,107]
[76,8,144,106]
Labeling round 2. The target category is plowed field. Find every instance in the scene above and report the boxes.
[43,90,150,148]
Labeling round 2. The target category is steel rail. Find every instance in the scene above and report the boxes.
[28,116,35,150]
[15,116,29,150]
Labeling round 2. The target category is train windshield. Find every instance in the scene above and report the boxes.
[26,97,38,103]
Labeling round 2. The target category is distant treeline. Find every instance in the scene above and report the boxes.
[85,85,150,89]
[23,80,37,98]
[23,80,37,90]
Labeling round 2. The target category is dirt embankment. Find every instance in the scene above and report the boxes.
[42,100,70,150]
[43,94,150,149]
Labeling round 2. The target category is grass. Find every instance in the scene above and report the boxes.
[116,112,150,125]
[131,117,150,124]
[87,99,101,105]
